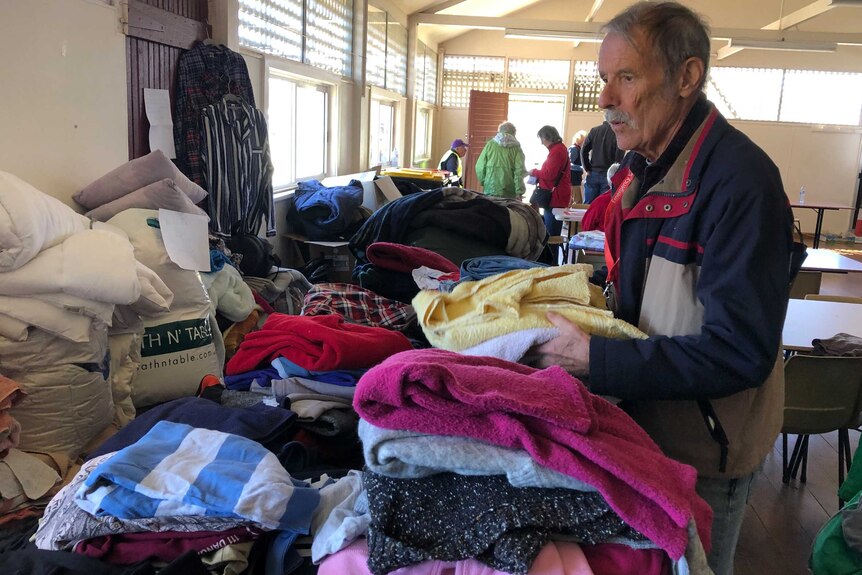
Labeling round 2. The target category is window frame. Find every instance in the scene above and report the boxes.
[264,59,336,191]
[413,104,433,164]
[368,87,404,169]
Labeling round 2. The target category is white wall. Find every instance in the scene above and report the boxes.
[0,0,128,206]
[733,122,862,233]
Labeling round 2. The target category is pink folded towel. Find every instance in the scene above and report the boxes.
[354,349,712,560]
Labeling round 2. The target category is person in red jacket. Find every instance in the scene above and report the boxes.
[529,125,571,238]
[581,163,620,232]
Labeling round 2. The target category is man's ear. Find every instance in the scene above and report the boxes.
[678,57,705,98]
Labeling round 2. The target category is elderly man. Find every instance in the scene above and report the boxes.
[439,138,469,187]
[529,3,794,574]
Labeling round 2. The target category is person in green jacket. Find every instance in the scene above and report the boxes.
[475,121,528,199]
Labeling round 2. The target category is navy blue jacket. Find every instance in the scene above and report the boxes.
[590,98,794,477]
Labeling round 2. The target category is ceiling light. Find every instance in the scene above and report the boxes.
[730,38,838,52]
[504,28,603,43]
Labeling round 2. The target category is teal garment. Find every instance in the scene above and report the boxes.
[810,490,862,574]
[840,442,862,502]
[475,134,527,198]
[809,443,862,574]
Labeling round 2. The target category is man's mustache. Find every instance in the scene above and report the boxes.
[604,109,635,126]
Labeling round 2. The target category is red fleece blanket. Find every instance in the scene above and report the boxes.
[226,313,413,375]
[366,242,459,274]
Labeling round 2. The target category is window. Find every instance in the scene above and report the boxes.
[706,67,783,121]
[414,106,432,162]
[442,55,505,108]
[508,59,570,91]
[414,41,438,105]
[571,61,602,112]
[238,0,353,77]
[707,66,862,126]
[370,98,397,168]
[779,70,862,125]
[267,73,329,188]
[387,21,407,96]
[366,8,387,89]
[365,8,408,95]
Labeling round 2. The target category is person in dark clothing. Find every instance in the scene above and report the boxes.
[581,121,625,203]
[568,130,588,205]
[527,3,794,574]
[439,138,469,187]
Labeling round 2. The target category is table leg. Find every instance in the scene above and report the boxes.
[560,220,570,265]
[812,208,824,249]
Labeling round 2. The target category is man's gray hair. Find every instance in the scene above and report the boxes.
[498,121,516,135]
[604,1,710,90]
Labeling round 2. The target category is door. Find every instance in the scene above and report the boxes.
[465,90,509,192]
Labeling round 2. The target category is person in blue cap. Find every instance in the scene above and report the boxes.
[439,138,469,187]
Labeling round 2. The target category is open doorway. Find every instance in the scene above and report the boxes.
[507,94,567,171]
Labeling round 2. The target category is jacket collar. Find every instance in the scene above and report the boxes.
[617,98,724,213]
[646,97,720,196]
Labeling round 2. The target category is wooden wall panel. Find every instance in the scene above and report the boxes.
[126,0,207,160]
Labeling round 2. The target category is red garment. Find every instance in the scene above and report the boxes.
[582,543,671,575]
[581,191,612,232]
[531,141,572,208]
[252,291,275,314]
[367,242,459,274]
[225,313,413,375]
[73,526,260,565]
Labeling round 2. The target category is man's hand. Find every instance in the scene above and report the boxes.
[525,312,591,378]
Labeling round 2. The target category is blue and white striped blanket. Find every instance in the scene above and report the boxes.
[75,421,319,531]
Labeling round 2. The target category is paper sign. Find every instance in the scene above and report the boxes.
[144,88,176,159]
[158,209,210,271]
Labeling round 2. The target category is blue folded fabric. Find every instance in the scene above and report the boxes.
[265,530,305,575]
[459,255,548,282]
[87,396,296,459]
[568,231,605,251]
[208,249,234,273]
[271,357,364,386]
[224,367,280,390]
[294,180,363,240]
[76,421,320,531]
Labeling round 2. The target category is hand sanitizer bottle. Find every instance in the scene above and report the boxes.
[798,185,806,204]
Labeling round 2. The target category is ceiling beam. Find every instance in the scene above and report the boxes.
[573,0,605,48]
[420,0,469,14]
[414,13,862,45]
[585,0,604,22]
[762,0,835,31]
[716,45,745,60]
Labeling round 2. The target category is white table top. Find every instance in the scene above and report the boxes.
[552,207,587,222]
[783,298,862,352]
[790,202,854,210]
[800,249,862,273]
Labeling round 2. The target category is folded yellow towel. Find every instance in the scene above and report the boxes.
[413,264,648,351]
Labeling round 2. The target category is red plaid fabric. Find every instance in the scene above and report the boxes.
[301,283,416,332]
